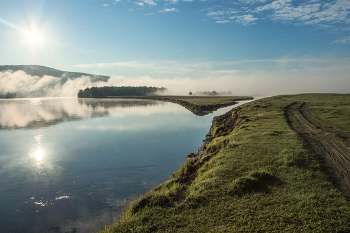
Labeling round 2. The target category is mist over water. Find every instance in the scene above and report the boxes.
[0,70,124,97]
[0,98,189,129]
[1,62,350,98]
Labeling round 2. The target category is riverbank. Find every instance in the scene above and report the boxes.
[102,94,350,232]
[109,96,253,116]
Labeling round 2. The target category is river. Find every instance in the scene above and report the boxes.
[0,97,254,233]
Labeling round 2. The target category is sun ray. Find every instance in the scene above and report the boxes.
[0,18,44,47]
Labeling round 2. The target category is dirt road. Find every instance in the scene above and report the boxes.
[286,102,350,196]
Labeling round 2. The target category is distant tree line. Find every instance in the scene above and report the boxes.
[0,92,16,99]
[78,86,167,98]
[194,91,232,96]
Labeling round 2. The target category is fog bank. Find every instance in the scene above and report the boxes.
[1,61,349,97]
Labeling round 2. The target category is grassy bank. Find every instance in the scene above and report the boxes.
[102,94,350,232]
[110,96,253,115]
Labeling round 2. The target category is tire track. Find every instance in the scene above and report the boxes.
[299,102,350,144]
[286,102,350,196]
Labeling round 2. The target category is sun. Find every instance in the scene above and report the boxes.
[26,31,42,45]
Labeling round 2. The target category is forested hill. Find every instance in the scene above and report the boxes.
[78,86,167,98]
[0,65,110,82]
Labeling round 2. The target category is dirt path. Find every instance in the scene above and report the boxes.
[286,102,350,196]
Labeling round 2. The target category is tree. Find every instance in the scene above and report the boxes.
[189,92,192,96]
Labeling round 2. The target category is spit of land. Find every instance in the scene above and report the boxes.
[102,93,350,232]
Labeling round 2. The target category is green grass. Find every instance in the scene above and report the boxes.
[101,94,350,232]
[307,94,350,131]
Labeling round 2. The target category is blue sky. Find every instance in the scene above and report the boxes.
[0,0,350,95]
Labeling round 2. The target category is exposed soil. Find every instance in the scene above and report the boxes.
[286,102,350,196]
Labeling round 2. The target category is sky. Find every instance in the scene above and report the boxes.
[0,0,350,95]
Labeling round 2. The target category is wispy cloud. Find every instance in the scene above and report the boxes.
[103,4,109,7]
[230,14,258,25]
[240,0,269,3]
[201,0,350,34]
[254,0,350,26]
[135,2,145,6]
[207,11,225,16]
[143,0,157,6]
[159,8,179,12]
[167,0,180,4]
[74,57,343,77]
[333,36,350,44]
[254,0,292,12]
[206,9,257,25]
[73,57,350,96]
[215,20,230,23]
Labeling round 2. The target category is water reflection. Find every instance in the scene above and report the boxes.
[0,98,183,130]
[30,134,45,168]
[34,148,43,162]
[0,97,258,233]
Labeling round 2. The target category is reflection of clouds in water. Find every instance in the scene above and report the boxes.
[78,98,186,117]
[76,114,206,132]
[0,98,186,129]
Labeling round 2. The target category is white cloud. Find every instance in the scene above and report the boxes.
[240,0,268,3]
[206,9,242,23]
[167,0,179,4]
[74,57,345,81]
[145,12,154,15]
[333,36,350,43]
[159,8,179,12]
[135,2,144,6]
[254,0,292,12]
[98,59,350,96]
[206,9,256,25]
[207,11,225,16]
[215,20,230,23]
[254,0,350,26]
[142,0,157,6]
[103,4,109,7]
[183,0,194,2]
[230,14,258,25]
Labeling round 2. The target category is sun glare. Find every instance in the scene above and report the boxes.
[34,148,43,161]
[26,31,42,45]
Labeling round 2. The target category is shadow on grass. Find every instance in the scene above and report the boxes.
[230,171,283,196]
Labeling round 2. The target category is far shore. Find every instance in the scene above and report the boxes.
[107,95,254,116]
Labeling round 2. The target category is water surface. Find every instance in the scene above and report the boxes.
[0,98,252,232]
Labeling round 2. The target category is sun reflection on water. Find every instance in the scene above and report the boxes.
[34,148,43,162]
[30,134,45,167]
